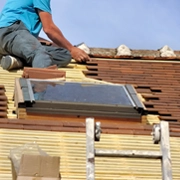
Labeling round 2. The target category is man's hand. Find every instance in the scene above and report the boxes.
[70,47,91,63]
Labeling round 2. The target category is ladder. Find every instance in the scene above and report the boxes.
[86,118,172,180]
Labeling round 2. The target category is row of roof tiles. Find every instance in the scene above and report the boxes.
[38,38,180,59]
[0,85,7,118]
[84,59,180,122]
[77,43,180,59]
[0,118,179,137]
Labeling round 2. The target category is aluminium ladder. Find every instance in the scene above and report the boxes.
[86,118,172,180]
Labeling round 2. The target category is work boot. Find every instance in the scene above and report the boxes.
[1,55,23,70]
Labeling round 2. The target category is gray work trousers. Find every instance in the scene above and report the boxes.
[0,21,71,68]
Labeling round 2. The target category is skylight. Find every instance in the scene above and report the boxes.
[14,78,146,119]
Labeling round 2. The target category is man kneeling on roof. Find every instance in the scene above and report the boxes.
[0,0,90,71]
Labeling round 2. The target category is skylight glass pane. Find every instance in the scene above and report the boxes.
[30,81,133,106]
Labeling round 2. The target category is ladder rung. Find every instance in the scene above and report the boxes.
[95,149,162,159]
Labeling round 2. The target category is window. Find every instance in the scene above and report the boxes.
[15,78,146,119]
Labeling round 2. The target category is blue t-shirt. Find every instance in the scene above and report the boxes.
[0,0,51,37]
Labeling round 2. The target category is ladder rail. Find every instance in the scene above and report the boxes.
[86,117,95,180]
[160,121,172,180]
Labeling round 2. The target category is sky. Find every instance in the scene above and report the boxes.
[0,0,180,49]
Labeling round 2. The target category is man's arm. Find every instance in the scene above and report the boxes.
[38,10,90,62]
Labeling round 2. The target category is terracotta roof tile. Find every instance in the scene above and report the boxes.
[131,50,160,58]
[23,67,66,79]
[90,47,116,57]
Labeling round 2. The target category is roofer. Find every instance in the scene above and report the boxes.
[0,0,90,70]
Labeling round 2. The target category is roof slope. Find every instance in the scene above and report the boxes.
[1,45,180,179]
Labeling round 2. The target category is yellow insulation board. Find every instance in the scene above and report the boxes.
[0,129,179,180]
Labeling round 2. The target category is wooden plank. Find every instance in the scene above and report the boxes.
[33,101,137,113]
[14,78,24,107]
[26,107,141,119]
